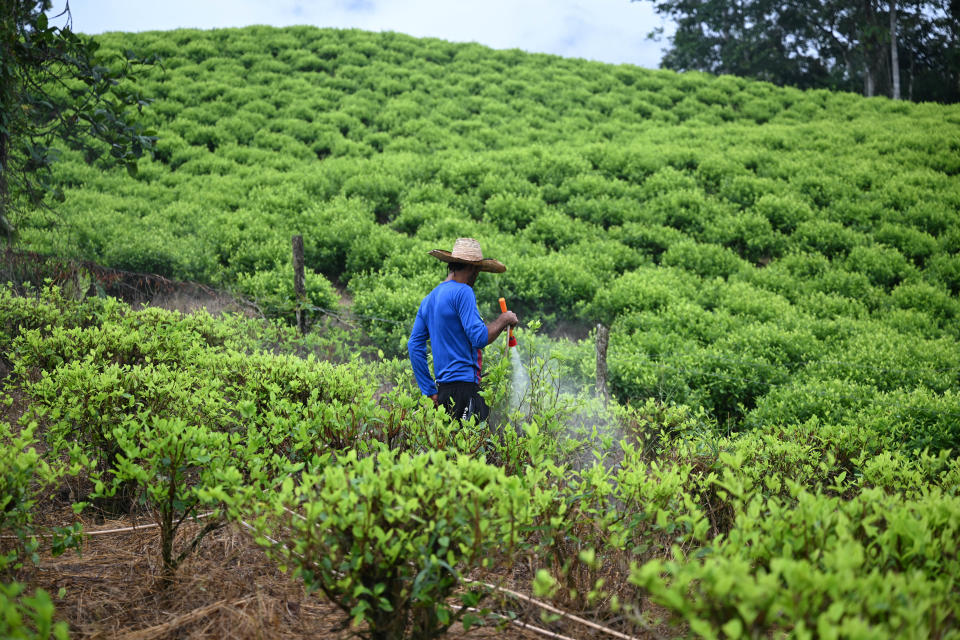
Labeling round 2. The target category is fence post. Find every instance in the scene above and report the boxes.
[292,235,306,335]
[596,323,610,405]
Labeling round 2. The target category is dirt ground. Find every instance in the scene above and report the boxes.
[12,443,675,640]
[20,503,569,639]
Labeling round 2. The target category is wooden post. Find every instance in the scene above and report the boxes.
[292,235,306,335]
[596,323,610,405]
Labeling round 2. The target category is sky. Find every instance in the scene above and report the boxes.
[59,0,675,70]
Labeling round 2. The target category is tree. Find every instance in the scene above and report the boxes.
[0,1,157,240]
[638,0,960,102]
[652,0,833,88]
[897,0,960,102]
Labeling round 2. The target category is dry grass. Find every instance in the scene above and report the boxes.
[18,505,563,639]
[18,497,680,638]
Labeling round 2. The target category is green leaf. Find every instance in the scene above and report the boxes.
[462,612,481,631]
[532,569,558,598]
[722,618,743,638]
[437,606,450,625]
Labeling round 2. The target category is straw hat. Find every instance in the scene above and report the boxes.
[429,238,506,273]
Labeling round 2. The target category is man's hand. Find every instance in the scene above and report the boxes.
[430,393,438,407]
[486,311,519,345]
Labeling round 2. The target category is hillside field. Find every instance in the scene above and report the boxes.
[3,25,960,639]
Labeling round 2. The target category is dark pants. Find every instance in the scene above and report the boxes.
[437,381,489,424]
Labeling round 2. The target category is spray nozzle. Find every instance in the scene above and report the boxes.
[498,297,517,348]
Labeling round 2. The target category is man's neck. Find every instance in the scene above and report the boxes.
[445,271,474,286]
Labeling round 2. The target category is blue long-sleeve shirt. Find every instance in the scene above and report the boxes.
[408,281,488,396]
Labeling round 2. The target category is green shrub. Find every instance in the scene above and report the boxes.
[0,285,112,357]
[303,197,377,277]
[748,379,879,429]
[647,189,713,234]
[241,449,548,639]
[0,422,70,574]
[502,253,599,318]
[522,210,594,250]
[591,266,698,323]
[718,174,770,208]
[875,223,938,266]
[855,389,960,453]
[0,583,69,640]
[925,254,960,296]
[811,267,883,309]
[350,272,424,357]
[791,219,865,258]
[611,222,687,260]
[483,192,545,232]
[661,241,750,279]
[902,202,957,237]
[702,211,784,263]
[889,281,958,325]
[631,489,960,639]
[216,114,262,145]
[342,172,405,223]
[22,360,231,512]
[742,97,780,123]
[752,193,813,233]
[844,245,915,289]
[564,195,636,228]
[235,265,338,320]
[94,417,229,577]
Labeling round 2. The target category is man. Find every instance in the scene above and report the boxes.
[408,238,518,423]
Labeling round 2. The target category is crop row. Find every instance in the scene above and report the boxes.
[2,287,960,638]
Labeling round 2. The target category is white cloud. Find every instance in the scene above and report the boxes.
[61,0,672,68]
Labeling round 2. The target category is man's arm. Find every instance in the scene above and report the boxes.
[486,311,518,345]
[455,287,518,348]
[408,309,437,402]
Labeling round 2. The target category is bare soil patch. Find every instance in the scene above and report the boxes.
[21,510,555,639]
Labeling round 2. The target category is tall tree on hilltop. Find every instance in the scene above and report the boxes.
[638,0,960,102]
[0,0,157,241]
[813,0,887,96]
[653,0,831,87]
[890,0,901,99]
[904,0,960,102]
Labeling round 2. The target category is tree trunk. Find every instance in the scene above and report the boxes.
[889,0,901,99]
[0,4,13,239]
[908,51,915,101]
[863,0,877,96]
[0,129,10,239]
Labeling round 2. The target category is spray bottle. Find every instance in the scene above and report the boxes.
[498,297,517,347]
